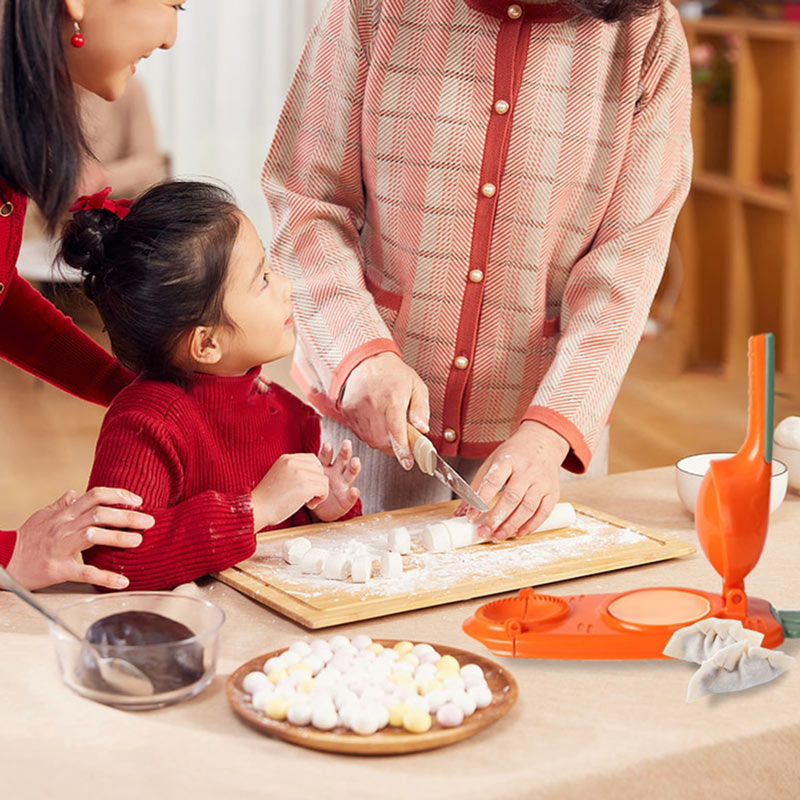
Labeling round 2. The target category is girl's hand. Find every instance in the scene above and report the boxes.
[455,421,569,541]
[4,488,154,591]
[340,353,430,470]
[311,440,361,522]
[252,453,329,530]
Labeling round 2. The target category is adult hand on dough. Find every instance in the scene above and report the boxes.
[340,352,430,470]
[457,421,569,541]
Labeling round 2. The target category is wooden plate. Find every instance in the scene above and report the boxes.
[226,639,518,755]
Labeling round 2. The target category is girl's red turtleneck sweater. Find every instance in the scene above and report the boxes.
[85,367,361,590]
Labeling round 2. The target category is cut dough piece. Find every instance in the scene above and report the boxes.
[422,522,453,552]
[412,434,437,476]
[350,555,373,583]
[441,517,479,549]
[323,553,352,581]
[300,547,328,574]
[535,503,576,533]
[380,551,403,578]
[283,536,312,565]
[387,526,412,554]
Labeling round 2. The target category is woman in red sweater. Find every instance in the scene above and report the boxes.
[0,0,187,589]
[59,181,362,590]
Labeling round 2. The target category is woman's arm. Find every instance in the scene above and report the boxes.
[0,273,133,406]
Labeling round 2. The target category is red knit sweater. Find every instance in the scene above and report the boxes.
[0,180,133,568]
[85,368,361,590]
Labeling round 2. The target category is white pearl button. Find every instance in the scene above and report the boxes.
[443,429,457,442]
[480,183,496,198]
[494,99,509,115]
[453,356,469,370]
[468,269,484,283]
[507,4,523,19]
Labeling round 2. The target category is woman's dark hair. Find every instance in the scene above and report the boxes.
[59,180,241,378]
[0,0,88,229]
[566,0,662,22]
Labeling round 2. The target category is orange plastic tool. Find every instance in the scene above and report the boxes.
[463,333,786,659]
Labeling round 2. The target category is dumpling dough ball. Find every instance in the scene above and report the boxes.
[328,635,350,651]
[289,640,312,658]
[323,553,351,581]
[460,663,484,683]
[282,536,312,565]
[262,655,285,674]
[380,551,403,579]
[300,547,329,574]
[444,674,465,694]
[387,527,412,554]
[311,700,339,730]
[468,684,493,709]
[287,697,314,726]
[267,668,288,685]
[426,689,449,714]
[450,690,477,717]
[243,670,271,695]
[388,703,408,727]
[251,687,273,712]
[436,655,460,676]
[368,642,384,656]
[351,634,372,650]
[413,643,437,660]
[403,707,432,734]
[351,708,380,736]
[422,523,453,552]
[393,640,415,656]
[264,695,291,721]
[350,555,373,583]
[436,702,465,728]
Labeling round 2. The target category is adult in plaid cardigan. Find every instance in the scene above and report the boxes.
[264,0,692,539]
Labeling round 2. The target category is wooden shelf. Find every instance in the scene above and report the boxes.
[672,16,800,378]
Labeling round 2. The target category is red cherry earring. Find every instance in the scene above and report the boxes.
[70,21,85,48]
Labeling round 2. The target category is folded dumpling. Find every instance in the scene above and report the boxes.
[663,617,764,664]
[686,640,795,702]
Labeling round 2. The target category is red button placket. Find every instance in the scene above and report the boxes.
[437,12,533,457]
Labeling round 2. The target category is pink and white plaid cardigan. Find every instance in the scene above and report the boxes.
[263,0,692,473]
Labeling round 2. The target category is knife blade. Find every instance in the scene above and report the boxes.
[407,425,489,512]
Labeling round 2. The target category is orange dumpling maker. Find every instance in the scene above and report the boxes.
[464,333,800,659]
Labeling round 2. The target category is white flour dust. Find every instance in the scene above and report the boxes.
[239,511,654,600]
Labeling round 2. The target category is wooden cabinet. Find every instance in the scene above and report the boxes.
[674,18,800,376]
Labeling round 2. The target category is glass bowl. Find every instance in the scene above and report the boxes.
[49,592,225,711]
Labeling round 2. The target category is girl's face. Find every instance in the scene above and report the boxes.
[215,214,296,374]
[63,0,184,101]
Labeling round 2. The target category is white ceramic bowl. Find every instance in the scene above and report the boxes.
[675,452,788,516]
[774,442,800,491]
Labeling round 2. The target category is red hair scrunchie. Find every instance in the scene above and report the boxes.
[69,186,132,220]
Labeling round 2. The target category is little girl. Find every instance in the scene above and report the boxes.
[60,182,362,590]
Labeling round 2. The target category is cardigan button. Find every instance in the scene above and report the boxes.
[480,182,496,198]
[507,4,523,19]
[443,428,457,443]
[0,201,13,217]
[453,356,469,370]
[494,99,510,115]
[468,269,484,283]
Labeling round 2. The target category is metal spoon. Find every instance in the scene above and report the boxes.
[0,564,154,696]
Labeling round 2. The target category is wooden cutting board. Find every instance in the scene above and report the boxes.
[215,500,695,629]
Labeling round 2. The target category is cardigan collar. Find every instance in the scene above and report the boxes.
[463,0,575,22]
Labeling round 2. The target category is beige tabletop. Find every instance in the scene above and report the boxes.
[2,467,798,800]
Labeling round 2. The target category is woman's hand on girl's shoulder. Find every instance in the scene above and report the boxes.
[6,488,154,591]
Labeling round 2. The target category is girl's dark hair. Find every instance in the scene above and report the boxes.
[59,181,241,378]
[0,0,88,229]
[565,0,662,22]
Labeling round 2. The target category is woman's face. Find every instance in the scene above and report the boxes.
[64,0,184,101]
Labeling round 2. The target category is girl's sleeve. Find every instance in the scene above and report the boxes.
[0,273,133,406]
[85,411,256,590]
[0,530,16,568]
[263,0,400,408]
[523,7,693,473]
